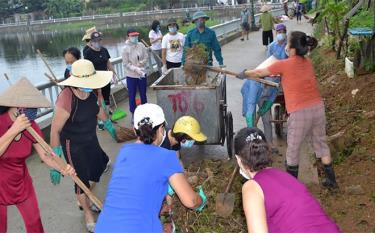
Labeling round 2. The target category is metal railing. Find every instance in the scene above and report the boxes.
[33,6,283,126]
[0,3,283,28]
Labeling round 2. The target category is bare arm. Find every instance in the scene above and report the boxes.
[97,104,108,121]
[169,173,202,209]
[162,48,167,66]
[50,107,69,148]
[0,114,31,157]
[245,68,272,79]
[242,180,268,233]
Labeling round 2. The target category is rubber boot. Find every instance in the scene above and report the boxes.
[245,113,254,128]
[286,164,299,178]
[322,163,338,189]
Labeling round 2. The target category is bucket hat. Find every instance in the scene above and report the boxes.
[133,103,166,130]
[260,5,271,12]
[167,18,177,26]
[192,11,210,22]
[173,116,207,142]
[0,78,51,108]
[82,26,97,41]
[58,59,112,89]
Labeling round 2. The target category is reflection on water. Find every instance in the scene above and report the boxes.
[0,25,157,92]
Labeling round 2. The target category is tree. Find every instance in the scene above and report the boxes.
[21,0,45,12]
[45,0,82,18]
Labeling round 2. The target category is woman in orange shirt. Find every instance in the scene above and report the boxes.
[239,31,338,189]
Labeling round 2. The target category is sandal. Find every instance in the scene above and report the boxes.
[77,203,101,213]
[86,222,95,233]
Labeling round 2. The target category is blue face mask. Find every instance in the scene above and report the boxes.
[17,108,38,121]
[181,140,195,148]
[79,88,93,93]
[156,25,161,31]
[168,27,177,33]
[130,36,138,44]
[276,33,286,42]
[66,64,72,71]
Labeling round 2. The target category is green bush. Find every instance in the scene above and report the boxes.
[350,10,375,28]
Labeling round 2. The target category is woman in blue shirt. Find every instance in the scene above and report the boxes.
[95,103,207,233]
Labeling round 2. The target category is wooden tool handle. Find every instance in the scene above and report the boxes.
[224,166,240,193]
[206,66,279,87]
[37,49,59,82]
[141,39,150,47]
[26,127,103,210]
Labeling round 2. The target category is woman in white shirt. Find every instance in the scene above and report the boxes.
[161,18,185,74]
[149,20,163,69]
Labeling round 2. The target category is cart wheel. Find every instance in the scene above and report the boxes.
[274,105,283,138]
[226,111,234,158]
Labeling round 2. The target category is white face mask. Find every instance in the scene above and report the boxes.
[239,167,251,180]
[158,129,166,146]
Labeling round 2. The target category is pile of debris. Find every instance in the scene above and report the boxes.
[183,44,208,85]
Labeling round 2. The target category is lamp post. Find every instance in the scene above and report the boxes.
[250,0,256,29]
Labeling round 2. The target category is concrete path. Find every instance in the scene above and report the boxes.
[7,18,318,233]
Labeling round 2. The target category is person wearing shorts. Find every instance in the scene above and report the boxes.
[240,6,251,41]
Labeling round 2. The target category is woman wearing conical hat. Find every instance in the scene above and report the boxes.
[50,59,117,233]
[0,78,75,233]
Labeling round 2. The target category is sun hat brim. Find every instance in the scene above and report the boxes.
[0,78,51,108]
[58,70,113,89]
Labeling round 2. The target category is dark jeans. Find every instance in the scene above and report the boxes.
[262,30,274,46]
[101,83,111,105]
[166,61,182,69]
[126,77,147,113]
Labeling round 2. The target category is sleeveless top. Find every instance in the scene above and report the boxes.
[57,88,99,142]
[253,168,341,233]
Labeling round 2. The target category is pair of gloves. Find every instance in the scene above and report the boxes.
[167,184,207,212]
[134,67,146,77]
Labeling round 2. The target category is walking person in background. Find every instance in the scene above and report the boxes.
[234,127,341,233]
[0,78,75,233]
[63,47,81,79]
[240,6,251,41]
[238,31,338,188]
[122,28,149,119]
[161,18,185,74]
[149,20,163,71]
[259,5,274,49]
[83,31,115,115]
[283,0,289,16]
[296,1,304,23]
[95,104,207,233]
[50,60,117,233]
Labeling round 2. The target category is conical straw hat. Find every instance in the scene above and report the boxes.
[0,78,51,108]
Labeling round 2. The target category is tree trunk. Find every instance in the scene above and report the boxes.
[336,19,350,59]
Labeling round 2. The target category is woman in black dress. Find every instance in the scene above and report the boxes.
[50,59,117,233]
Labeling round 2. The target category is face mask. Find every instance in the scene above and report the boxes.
[66,64,72,72]
[276,33,286,42]
[285,46,290,57]
[91,42,100,50]
[79,88,93,93]
[130,37,138,44]
[239,167,251,180]
[195,21,205,28]
[156,25,161,31]
[158,129,167,146]
[168,27,177,33]
[17,108,38,121]
[181,140,195,148]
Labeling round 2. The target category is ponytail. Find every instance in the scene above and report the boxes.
[289,31,318,56]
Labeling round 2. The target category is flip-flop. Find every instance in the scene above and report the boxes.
[86,222,95,233]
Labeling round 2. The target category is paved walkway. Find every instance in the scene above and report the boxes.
[8,18,317,232]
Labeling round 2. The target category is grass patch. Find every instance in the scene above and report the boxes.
[47,21,95,31]
[350,10,375,28]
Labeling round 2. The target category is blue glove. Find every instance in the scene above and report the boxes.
[167,183,175,196]
[50,146,62,185]
[194,186,207,212]
[236,69,247,80]
[104,119,117,141]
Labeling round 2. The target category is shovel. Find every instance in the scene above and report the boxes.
[216,165,239,217]
[188,64,279,87]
